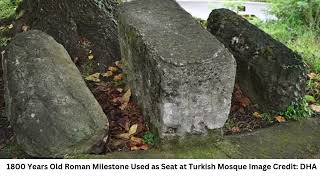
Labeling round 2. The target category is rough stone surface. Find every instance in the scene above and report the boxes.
[207,9,307,112]
[2,30,108,158]
[118,0,236,136]
[16,0,121,71]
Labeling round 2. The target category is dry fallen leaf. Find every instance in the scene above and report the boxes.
[8,24,13,29]
[111,96,122,103]
[140,144,149,151]
[129,124,138,135]
[310,104,320,113]
[110,139,127,147]
[120,89,131,110]
[116,124,138,140]
[122,89,131,102]
[114,74,124,81]
[130,146,140,151]
[130,136,144,145]
[88,54,94,60]
[108,66,118,72]
[22,25,30,32]
[115,61,123,69]
[231,127,240,133]
[275,116,286,123]
[239,97,251,107]
[130,144,149,151]
[307,73,318,80]
[85,73,100,82]
[115,133,130,140]
[117,88,123,93]
[102,71,113,77]
[253,112,262,119]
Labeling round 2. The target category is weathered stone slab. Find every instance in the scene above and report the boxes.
[2,30,108,158]
[207,9,307,112]
[118,0,236,136]
[17,0,121,71]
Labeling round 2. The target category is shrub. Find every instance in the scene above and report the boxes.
[0,0,21,20]
[143,132,155,145]
[269,0,320,30]
[250,17,320,73]
[281,99,313,120]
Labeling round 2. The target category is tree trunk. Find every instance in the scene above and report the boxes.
[15,0,121,72]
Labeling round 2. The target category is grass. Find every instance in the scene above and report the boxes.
[251,16,320,106]
[250,18,320,73]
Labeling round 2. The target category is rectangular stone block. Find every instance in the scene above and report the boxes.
[118,0,236,136]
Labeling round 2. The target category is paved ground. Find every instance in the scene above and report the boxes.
[71,118,320,159]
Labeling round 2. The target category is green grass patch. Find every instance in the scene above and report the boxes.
[250,18,320,73]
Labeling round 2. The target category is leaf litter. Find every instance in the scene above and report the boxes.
[86,61,150,154]
[224,84,276,135]
[86,67,319,150]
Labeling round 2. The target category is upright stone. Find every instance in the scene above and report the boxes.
[207,9,307,111]
[118,0,236,136]
[2,30,108,157]
[16,0,121,71]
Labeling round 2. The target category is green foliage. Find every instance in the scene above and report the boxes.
[224,0,244,13]
[223,118,237,130]
[269,0,320,30]
[290,31,320,73]
[0,0,21,20]
[281,99,313,121]
[194,17,207,29]
[304,95,316,103]
[116,0,124,5]
[81,61,96,77]
[250,17,320,73]
[0,36,10,48]
[143,131,155,145]
[307,79,320,102]
[223,0,245,13]
[261,113,275,124]
[0,25,11,49]
[250,0,320,73]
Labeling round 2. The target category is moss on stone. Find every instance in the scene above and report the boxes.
[0,141,28,159]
